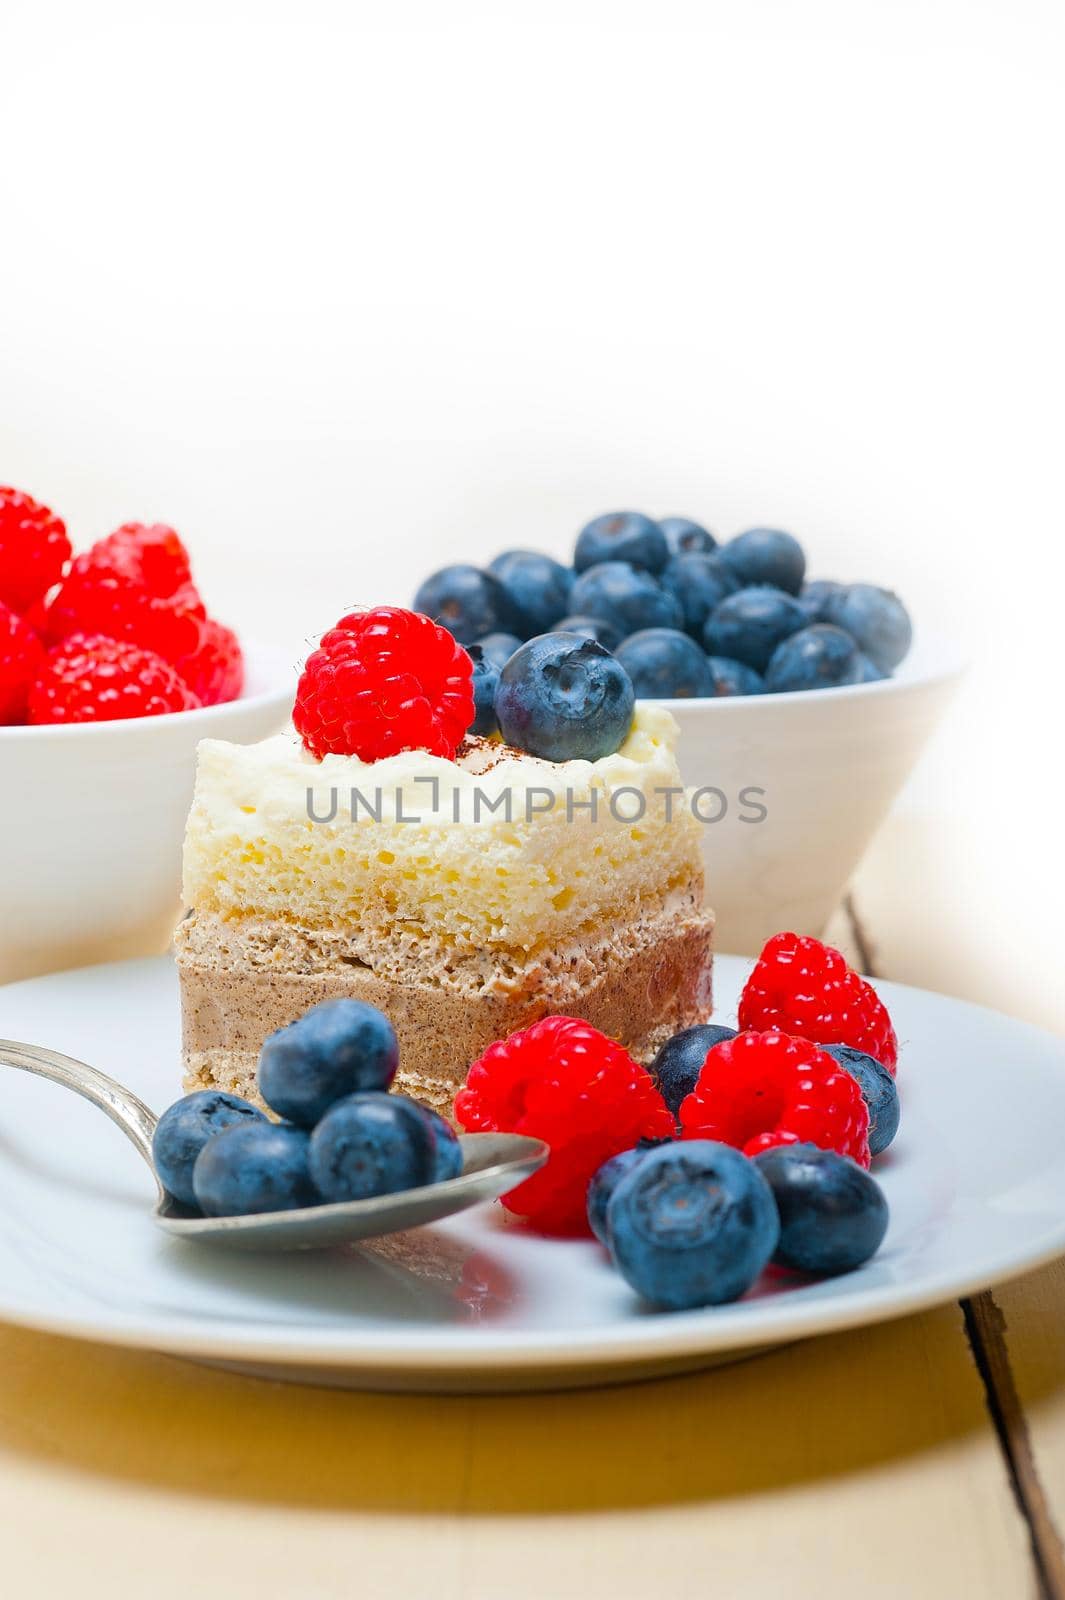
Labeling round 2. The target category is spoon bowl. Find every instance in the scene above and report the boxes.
[0,1038,547,1252]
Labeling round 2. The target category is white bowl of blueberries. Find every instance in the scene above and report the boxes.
[414,513,963,954]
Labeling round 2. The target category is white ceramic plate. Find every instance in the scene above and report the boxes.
[0,955,1063,1392]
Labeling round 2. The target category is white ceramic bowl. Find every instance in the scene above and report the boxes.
[656,641,964,955]
[0,645,294,985]
[0,636,960,983]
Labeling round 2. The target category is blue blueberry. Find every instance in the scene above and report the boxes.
[466,645,500,736]
[495,632,635,761]
[413,1104,464,1181]
[574,512,668,575]
[615,628,714,699]
[660,553,740,639]
[152,1091,267,1208]
[487,550,573,637]
[658,516,717,557]
[704,586,807,673]
[192,1121,319,1216]
[719,528,806,594]
[414,564,516,644]
[360,1094,461,1182]
[258,1000,399,1128]
[706,657,765,697]
[552,614,624,652]
[764,624,865,693]
[606,1141,779,1309]
[308,1092,437,1202]
[586,1145,664,1245]
[754,1144,889,1275]
[569,562,683,638]
[821,1045,900,1157]
[649,1024,738,1118]
[855,652,886,683]
[822,583,913,673]
[797,578,845,624]
[473,632,523,668]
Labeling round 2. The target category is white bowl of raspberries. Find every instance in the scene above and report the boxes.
[0,486,294,984]
[413,512,964,954]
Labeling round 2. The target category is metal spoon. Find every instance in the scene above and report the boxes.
[0,1038,547,1252]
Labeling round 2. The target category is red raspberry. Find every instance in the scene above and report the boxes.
[20,594,54,636]
[105,520,194,590]
[0,487,72,614]
[679,1029,870,1167]
[0,602,47,723]
[28,633,201,725]
[47,522,206,664]
[454,1016,675,1235]
[294,606,475,761]
[174,616,245,706]
[738,931,899,1073]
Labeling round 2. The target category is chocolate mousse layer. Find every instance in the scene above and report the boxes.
[176,895,714,1119]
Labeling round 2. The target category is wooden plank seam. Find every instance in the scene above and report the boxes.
[961,1295,1065,1600]
[843,893,1065,1600]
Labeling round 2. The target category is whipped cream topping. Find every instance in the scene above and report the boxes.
[193,705,683,829]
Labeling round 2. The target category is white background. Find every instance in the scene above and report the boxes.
[2,1,1062,1026]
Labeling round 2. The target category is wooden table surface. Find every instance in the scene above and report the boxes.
[2,842,1063,1599]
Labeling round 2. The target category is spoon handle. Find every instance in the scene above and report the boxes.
[0,1039,162,1196]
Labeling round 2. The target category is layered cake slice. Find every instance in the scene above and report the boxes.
[176,609,714,1116]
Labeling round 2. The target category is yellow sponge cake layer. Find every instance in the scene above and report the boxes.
[182,707,704,954]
